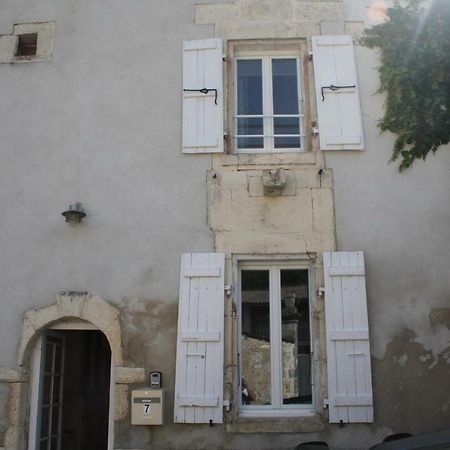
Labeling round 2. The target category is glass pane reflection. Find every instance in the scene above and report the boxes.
[280,269,311,405]
[274,117,300,148]
[241,270,271,406]
[272,59,299,115]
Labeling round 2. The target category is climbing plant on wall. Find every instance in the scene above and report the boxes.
[363,0,450,171]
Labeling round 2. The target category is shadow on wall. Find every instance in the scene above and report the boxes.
[372,325,450,433]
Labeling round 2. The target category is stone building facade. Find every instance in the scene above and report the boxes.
[0,0,449,449]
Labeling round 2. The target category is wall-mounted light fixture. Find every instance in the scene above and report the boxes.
[62,202,86,224]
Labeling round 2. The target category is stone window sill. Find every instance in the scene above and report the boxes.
[225,413,324,433]
[220,151,317,168]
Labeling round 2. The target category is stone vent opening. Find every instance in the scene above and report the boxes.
[16,33,38,56]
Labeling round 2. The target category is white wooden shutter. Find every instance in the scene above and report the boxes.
[182,39,223,153]
[174,252,225,424]
[312,35,365,151]
[323,251,374,423]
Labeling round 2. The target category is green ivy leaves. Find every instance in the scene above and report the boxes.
[363,0,450,171]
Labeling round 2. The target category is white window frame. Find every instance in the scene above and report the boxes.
[237,260,315,417]
[234,49,305,154]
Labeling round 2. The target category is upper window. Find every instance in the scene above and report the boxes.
[238,262,312,416]
[234,53,305,153]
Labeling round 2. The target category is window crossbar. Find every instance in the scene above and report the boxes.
[235,134,305,138]
[235,114,304,119]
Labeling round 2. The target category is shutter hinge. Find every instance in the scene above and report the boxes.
[317,286,325,297]
[307,51,313,61]
[223,399,231,411]
[312,127,320,137]
[323,398,329,409]
[222,54,227,61]
[224,285,232,296]
[223,131,228,141]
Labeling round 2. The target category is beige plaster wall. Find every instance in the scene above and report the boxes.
[0,0,448,449]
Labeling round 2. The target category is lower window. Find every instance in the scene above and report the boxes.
[238,262,313,415]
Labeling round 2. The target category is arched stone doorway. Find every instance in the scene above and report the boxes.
[0,293,145,450]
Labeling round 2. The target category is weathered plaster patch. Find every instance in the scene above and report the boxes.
[119,299,178,371]
[226,415,324,433]
[371,303,450,360]
[393,353,407,367]
[115,385,129,421]
[442,351,450,364]
[373,329,450,432]
[429,308,450,329]
[419,354,431,363]
[114,420,152,450]
[115,367,146,384]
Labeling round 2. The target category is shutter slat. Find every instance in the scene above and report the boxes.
[326,136,361,146]
[312,35,365,151]
[182,39,223,154]
[330,330,369,341]
[181,331,221,342]
[329,266,365,276]
[324,251,374,423]
[183,139,219,150]
[174,252,225,424]
[205,252,225,424]
[184,40,219,51]
[178,396,219,407]
[332,396,373,407]
[193,253,211,424]
[184,267,221,278]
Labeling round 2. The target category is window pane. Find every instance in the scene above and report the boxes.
[237,117,263,136]
[44,343,54,373]
[274,136,300,148]
[274,117,300,148]
[43,374,52,406]
[241,270,271,406]
[52,375,61,404]
[272,59,299,115]
[237,117,264,149]
[280,269,312,405]
[51,405,60,436]
[237,60,264,149]
[54,344,63,375]
[50,437,58,450]
[40,406,50,438]
[237,60,263,115]
[237,137,264,149]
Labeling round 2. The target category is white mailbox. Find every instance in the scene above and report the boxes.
[131,388,164,425]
